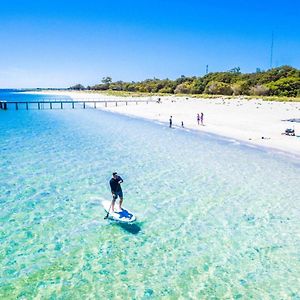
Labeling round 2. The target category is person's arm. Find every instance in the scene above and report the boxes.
[118,176,123,184]
[110,180,116,195]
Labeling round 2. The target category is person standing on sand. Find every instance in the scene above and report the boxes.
[109,172,124,212]
[169,116,173,128]
[197,113,200,125]
[200,112,204,125]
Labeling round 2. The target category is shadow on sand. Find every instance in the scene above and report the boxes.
[115,222,142,234]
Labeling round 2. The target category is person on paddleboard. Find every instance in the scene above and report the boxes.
[109,172,123,212]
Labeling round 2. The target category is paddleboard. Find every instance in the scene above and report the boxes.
[102,200,136,223]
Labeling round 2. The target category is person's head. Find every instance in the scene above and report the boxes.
[112,172,118,179]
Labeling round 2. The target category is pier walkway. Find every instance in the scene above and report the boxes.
[0,99,155,110]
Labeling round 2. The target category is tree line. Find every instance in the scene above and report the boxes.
[70,66,300,97]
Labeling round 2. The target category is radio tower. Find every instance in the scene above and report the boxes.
[270,32,274,69]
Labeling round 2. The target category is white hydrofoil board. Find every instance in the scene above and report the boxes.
[102,200,136,223]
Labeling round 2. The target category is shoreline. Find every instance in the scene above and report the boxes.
[96,107,300,162]
[21,90,300,158]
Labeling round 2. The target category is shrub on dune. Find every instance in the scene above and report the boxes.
[204,81,233,95]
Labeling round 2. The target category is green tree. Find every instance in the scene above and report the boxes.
[92,83,109,90]
[101,77,112,84]
[110,81,125,91]
[266,77,300,97]
[231,80,250,95]
[69,84,85,90]
[229,67,241,74]
[189,78,206,94]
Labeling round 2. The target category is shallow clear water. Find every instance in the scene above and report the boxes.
[0,92,300,299]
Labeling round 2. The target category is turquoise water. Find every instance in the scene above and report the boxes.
[1,91,300,299]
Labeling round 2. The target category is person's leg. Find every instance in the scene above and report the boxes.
[111,197,116,212]
[119,197,123,210]
[118,191,123,210]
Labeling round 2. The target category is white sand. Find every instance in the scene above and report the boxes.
[24,91,300,157]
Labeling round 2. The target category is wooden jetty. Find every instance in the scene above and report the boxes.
[0,99,155,110]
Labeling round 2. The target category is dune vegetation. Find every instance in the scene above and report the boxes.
[70,66,300,101]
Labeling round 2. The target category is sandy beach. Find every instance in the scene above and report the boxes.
[24,90,300,157]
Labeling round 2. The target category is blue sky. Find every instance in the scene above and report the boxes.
[0,0,300,88]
